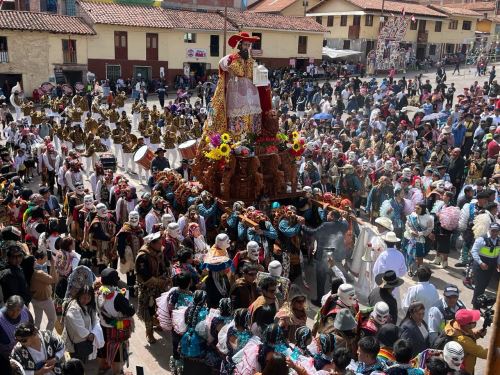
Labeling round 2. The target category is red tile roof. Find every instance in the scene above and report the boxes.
[249,0,298,13]
[428,4,481,17]
[309,0,447,18]
[448,1,495,12]
[227,10,327,32]
[79,1,237,30]
[0,10,95,35]
[79,1,326,33]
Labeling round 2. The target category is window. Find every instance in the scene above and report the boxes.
[343,40,350,49]
[252,32,262,50]
[316,16,322,24]
[184,33,196,43]
[327,16,334,27]
[365,40,375,56]
[298,35,308,54]
[114,31,127,59]
[340,15,347,26]
[62,39,77,63]
[210,35,219,57]
[435,21,442,32]
[146,33,158,60]
[410,20,417,30]
[445,43,454,54]
[0,36,8,63]
[449,20,458,29]
[429,44,436,55]
[462,20,472,30]
[106,64,121,82]
[365,14,373,26]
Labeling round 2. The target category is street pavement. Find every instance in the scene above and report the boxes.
[27,63,499,374]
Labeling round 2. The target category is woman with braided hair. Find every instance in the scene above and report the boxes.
[205,298,234,370]
[309,333,335,371]
[220,308,252,374]
[179,289,209,359]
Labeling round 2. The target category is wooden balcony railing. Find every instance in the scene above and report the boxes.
[63,49,77,64]
[348,25,360,39]
[417,31,428,43]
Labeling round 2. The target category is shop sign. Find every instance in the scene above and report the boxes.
[186,48,207,59]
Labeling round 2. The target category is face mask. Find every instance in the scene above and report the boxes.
[35,262,48,273]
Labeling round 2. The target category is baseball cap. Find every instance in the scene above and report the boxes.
[443,285,460,297]
[490,223,500,231]
[455,309,480,326]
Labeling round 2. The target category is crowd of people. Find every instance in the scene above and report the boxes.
[0,53,498,375]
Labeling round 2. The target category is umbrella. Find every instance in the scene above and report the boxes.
[401,106,420,113]
[422,112,448,121]
[313,113,333,120]
[438,206,461,231]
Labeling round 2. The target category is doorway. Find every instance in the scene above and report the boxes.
[133,66,152,82]
[416,45,426,60]
[0,73,22,97]
[63,70,82,86]
[188,62,208,82]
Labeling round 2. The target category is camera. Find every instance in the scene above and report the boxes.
[476,294,495,329]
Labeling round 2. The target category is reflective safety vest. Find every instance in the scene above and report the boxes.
[479,236,500,266]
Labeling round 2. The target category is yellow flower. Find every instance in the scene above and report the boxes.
[219,144,231,157]
[205,136,211,144]
[204,148,223,160]
[221,133,231,143]
[292,142,301,151]
[292,131,299,140]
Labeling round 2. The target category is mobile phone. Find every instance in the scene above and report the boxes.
[136,366,144,375]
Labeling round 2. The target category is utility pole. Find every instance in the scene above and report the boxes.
[303,0,308,17]
[223,0,228,56]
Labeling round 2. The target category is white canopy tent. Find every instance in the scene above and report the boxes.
[322,46,363,59]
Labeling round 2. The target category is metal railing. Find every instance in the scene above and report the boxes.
[63,49,77,64]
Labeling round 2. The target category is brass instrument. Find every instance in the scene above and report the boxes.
[122,134,137,153]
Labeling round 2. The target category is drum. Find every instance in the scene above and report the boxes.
[133,146,154,169]
[99,152,117,172]
[178,139,197,160]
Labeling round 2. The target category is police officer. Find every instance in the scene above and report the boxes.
[427,285,466,345]
[470,222,500,309]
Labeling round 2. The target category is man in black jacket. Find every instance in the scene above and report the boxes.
[0,243,31,305]
[447,148,465,197]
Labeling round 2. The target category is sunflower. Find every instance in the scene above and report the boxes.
[219,143,231,157]
[292,142,301,151]
[292,131,299,140]
[221,133,231,143]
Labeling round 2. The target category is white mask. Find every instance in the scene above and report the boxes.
[384,161,393,171]
[167,222,181,239]
[338,284,357,307]
[246,241,260,261]
[215,233,230,250]
[372,301,390,325]
[268,260,282,277]
[402,168,412,179]
[83,195,94,210]
[443,342,464,371]
[129,211,140,227]
[332,148,340,158]
[362,160,370,170]
[96,203,108,218]
[75,185,85,195]
[348,151,356,161]
[162,213,174,227]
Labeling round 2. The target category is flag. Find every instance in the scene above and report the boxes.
[402,7,405,17]
[241,0,247,10]
[411,15,416,23]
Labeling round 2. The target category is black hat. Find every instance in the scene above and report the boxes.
[155,147,165,154]
[476,191,490,199]
[375,270,404,288]
[101,268,120,286]
[1,226,22,241]
[377,324,400,347]
[39,186,50,195]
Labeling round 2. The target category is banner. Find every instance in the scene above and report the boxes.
[186,48,207,59]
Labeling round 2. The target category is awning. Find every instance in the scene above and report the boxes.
[322,47,363,59]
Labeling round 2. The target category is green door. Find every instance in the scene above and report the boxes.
[133,66,151,82]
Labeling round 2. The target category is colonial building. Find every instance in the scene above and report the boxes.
[78,0,326,85]
[0,10,94,95]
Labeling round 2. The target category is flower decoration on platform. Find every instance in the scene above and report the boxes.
[204,131,236,162]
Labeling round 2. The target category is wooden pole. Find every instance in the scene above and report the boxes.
[485,282,500,373]
[223,0,228,56]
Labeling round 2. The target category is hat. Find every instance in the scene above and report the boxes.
[144,231,161,244]
[441,126,452,134]
[228,31,260,48]
[101,268,120,286]
[381,231,400,243]
[490,223,500,231]
[377,324,400,347]
[333,308,357,331]
[155,147,165,154]
[375,217,394,231]
[443,285,460,297]
[39,187,50,195]
[375,270,404,288]
[455,309,480,326]
[1,226,22,241]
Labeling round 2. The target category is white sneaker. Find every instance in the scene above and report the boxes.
[432,256,441,265]
[441,260,448,269]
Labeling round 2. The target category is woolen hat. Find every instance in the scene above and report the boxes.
[101,268,120,286]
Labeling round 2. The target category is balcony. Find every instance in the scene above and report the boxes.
[63,49,77,64]
[348,25,360,39]
[417,31,428,43]
[0,51,8,63]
